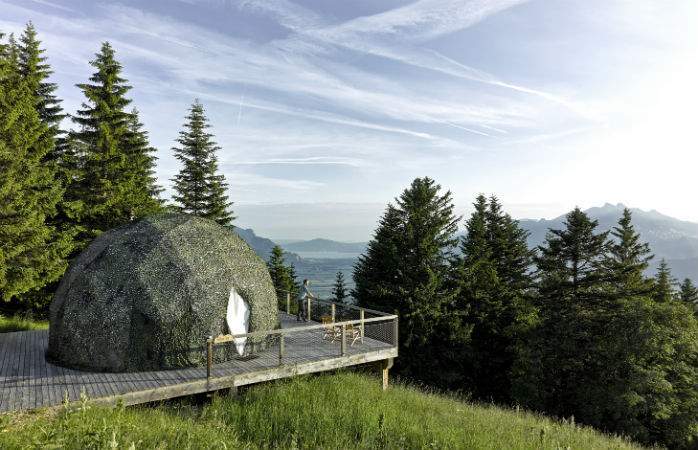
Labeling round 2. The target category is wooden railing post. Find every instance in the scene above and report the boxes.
[206,336,213,380]
[286,292,291,315]
[393,317,399,348]
[307,297,312,321]
[360,308,365,339]
[278,334,285,365]
[331,303,336,322]
[341,324,347,356]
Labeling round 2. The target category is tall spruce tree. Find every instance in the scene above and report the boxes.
[13,23,76,310]
[652,259,676,303]
[331,271,348,303]
[171,100,233,225]
[124,108,163,208]
[535,207,610,302]
[352,205,403,312]
[354,177,460,384]
[69,42,161,247]
[288,263,300,300]
[514,209,611,416]
[0,32,71,302]
[452,194,535,402]
[679,278,698,307]
[605,208,653,297]
[17,22,66,156]
[485,196,533,290]
[267,245,294,300]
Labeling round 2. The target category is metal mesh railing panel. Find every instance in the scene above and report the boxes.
[207,316,397,377]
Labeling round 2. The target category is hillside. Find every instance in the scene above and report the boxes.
[231,227,300,263]
[520,203,698,280]
[0,372,642,449]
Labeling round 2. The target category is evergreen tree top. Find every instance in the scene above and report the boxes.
[171,99,233,226]
[461,194,490,264]
[536,207,610,300]
[396,177,460,254]
[73,42,131,131]
[17,22,65,127]
[679,278,698,306]
[332,271,348,303]
[653,259,677,303]
[605,208,654,297]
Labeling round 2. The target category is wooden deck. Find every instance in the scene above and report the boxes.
[0,313,397,413]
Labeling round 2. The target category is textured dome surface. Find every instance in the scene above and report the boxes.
[48,213,278,372]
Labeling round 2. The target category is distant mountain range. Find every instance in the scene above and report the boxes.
[235,203,698,284]
[519,203,698,281]
[232,227,300,263]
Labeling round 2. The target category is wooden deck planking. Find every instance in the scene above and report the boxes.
[0,313,396,413]
[0,332,14,410]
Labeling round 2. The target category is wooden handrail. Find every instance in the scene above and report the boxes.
[210,314,397,344]
[274,289,393,317]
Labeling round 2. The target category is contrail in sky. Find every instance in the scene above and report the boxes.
[236,93,245,126]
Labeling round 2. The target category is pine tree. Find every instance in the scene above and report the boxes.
[0,32,71,302]
[678,278,698,307]
[486,196,534,290]
[535,207,610,302]
[514,208,612,416]
[652,259,677,303]
[17,22,66,157]
[451,194,535,402]
[352,205,403,312]
[605,208,653,297]
[288,263,300,300]
[460,194,490,267]
[124,108,163,210]
[332,271,348,303]
[69,42,161,246]
[354,177,460,383]
[171,100,233,225]
[267,245,293,298]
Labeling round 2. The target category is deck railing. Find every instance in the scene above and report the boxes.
[205,295,398,380]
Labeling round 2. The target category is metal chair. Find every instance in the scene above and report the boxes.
[321,316,341,341]
[345,323,363,346]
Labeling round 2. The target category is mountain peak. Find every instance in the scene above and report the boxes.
[584,202,627,216]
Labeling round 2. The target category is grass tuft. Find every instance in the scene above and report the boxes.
[0,315,48,333]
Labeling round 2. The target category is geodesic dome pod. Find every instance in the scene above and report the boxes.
[47,213,279,372]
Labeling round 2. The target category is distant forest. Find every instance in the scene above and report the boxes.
[2,25,698,449]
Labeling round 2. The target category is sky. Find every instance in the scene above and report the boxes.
[1,0,697,241]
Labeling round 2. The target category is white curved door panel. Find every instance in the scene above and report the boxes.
[226,288,250,355]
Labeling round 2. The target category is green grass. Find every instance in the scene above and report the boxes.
[0,315,48,333]
[0,372,644,449]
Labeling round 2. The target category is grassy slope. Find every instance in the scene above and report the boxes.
[0,372,643,449]
[0,315,48,333]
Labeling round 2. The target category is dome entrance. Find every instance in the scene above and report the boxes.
[226,287,250,355]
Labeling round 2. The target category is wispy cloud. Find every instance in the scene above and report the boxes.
[7,0,689,230]
[27,0,76,14]
[309,0,527,43]
[235,156,365,167]
[239,0,590,118]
